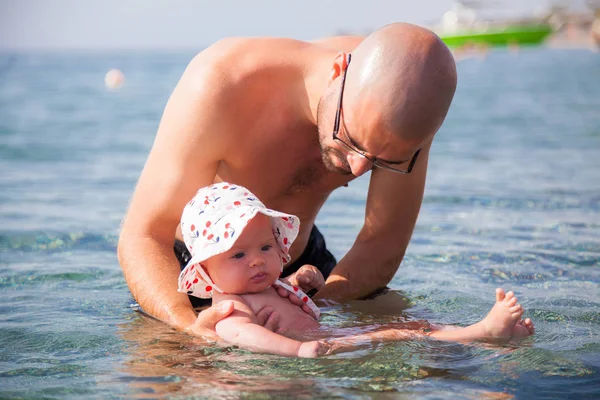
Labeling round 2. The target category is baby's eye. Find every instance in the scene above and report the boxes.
[261,244,273,252]
[231,252,245,260]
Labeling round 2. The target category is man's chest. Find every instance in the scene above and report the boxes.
[216,127,351,202]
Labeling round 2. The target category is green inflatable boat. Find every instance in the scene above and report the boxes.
[439,23,554,48]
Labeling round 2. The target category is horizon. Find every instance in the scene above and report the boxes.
[1,0,594,51]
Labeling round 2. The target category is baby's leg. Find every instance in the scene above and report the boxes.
[428,288,535,343]
[320,289,535,355]
[321,328,419,355]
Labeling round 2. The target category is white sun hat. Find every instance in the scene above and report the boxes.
[177,182,320,318]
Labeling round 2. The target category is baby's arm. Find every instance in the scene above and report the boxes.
[214,296,322,358]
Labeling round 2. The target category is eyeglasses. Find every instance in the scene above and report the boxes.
[332,54,421,174]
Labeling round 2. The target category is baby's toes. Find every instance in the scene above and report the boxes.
[524,318,535,334]
[511,307,524,319]
[496,288,506,302]
[509,304,523,314]
[507,296,518,307]
[505,291,515,301]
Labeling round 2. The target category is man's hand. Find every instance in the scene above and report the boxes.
[184,301,282,340]
[184,301,234,341]
[277,265,325,318]
[282,264,325,293]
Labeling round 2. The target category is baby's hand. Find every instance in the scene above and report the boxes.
[286,264,325,293]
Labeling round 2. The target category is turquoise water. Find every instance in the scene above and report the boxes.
[1,48,599,399]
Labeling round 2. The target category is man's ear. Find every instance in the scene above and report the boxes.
[328,52,349,85]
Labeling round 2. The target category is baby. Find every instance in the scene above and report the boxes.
[178,182,535,358]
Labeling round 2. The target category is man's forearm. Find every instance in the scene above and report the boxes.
[118,235,197,330]
[314,245,402,301]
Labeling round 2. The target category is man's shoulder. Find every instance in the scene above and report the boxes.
[179,37,310,113]
[203,36,309,56]
[177,38,265,103]
[188,37,308,82]
[310,35,365,52]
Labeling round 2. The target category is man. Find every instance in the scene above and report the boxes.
[118,22,457,337]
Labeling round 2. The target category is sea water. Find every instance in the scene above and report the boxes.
[1,48,599,399]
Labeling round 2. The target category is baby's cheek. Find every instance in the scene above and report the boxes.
[223,273,244,290]
[212,270,237,292]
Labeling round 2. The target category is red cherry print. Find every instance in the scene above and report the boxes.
[223,185,229,189]
[283,238,288,245]
[302,296,308,303]
[293,286,298,292]
[282,217,288,221]
[225,223,230,229]
[204,200,209,205]
[234,201,241,206]
[224,231,229,238]
[207,234,214,240]
[206,221,211,227]
[190,224,195,231]
[205,285,212,292]
[202,229,207,236]
[193,278,198,284]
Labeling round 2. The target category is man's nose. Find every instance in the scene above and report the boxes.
[347,153,373,177]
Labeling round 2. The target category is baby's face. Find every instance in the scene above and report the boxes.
[203,214,282,295]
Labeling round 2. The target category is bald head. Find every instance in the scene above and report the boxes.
[345,23,457,144]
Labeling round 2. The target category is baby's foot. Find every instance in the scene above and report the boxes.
[512,318,535,339]
[478,288,534,341]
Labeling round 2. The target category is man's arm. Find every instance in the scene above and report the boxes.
[315,142,432,301]
[117,44,237,331]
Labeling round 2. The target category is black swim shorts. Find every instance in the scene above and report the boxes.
[174,225,337,308]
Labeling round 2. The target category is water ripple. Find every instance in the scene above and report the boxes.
[0,231,117,253]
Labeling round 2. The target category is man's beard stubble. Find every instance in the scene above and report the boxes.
[316,97,352,176]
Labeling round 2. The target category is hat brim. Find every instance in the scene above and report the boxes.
[178,205,299,298]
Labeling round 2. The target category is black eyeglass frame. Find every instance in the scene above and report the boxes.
[332,54,421,174]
